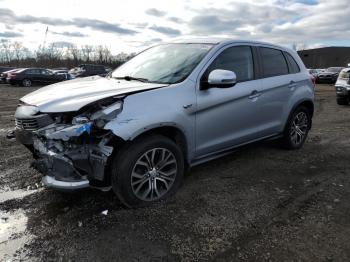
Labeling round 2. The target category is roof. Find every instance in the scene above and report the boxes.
[169,38,291,51]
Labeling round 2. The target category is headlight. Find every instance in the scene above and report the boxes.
[91,100,123,121]
[71,100,123,128]
[72,116,90,125]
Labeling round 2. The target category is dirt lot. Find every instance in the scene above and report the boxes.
[1,84,350,261]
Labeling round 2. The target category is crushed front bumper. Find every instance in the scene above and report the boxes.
[17,122,114,191]
[42,175,89,190]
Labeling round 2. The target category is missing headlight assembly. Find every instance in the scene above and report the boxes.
[14,98,123,190]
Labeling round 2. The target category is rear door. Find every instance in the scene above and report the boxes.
[256,46,297,135]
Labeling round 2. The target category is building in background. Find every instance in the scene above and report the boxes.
[298,47,350,69]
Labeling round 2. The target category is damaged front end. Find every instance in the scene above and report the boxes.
[14,98,123,190]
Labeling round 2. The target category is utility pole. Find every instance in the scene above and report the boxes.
[43,26,49,49]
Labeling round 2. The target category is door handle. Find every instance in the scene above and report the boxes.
[249,90,261,99]
[183,104,193,109]
[288,81,297,89]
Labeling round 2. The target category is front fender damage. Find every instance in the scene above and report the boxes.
[31,122,114,190]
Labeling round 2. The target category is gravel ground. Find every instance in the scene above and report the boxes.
[0,84,350,261]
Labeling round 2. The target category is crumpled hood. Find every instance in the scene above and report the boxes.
[20,76,167,112]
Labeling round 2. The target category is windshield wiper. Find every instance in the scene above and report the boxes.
[114,76,150,83]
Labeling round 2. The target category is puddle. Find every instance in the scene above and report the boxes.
[0,209,32,260]
[0,188,41,203]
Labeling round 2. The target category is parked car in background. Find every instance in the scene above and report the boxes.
[307,69,320,78]
[316,67,343,84]
[7,68,68,87]
[69,64,107,78]
[0,66,16,74]
[13,39,314,207]
[52,69,68,74]
[335,66,350,105]
[52,69,74,80]
[0,68,21,83]
[52,67,69,71]
[105,66,113,73]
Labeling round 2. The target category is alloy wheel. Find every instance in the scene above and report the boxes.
[131,147,177,201]
[290,111,308,146]
[23,79,31,87]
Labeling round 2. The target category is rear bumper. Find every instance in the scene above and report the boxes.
[42,175,89,190]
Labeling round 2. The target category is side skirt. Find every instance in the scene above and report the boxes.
[190,133,282,167]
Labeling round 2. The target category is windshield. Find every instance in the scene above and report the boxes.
[111,43,213,84]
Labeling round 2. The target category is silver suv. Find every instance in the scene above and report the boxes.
[14,39,314,207]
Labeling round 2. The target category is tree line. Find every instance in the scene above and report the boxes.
[0,39,136,69]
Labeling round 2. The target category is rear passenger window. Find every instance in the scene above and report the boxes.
[260,47,288,77]
[26,69,40,74]
[284,52,300,74]
[207,46,254,82]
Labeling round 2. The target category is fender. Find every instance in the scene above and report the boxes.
[282,98,314,132]
[103,119,195,161]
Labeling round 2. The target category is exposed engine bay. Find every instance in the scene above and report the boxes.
[14,96,124,190]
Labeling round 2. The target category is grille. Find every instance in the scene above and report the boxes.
[15,114,53,131]
[15,118,39,131]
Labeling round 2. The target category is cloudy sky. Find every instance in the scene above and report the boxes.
[0,0,349,54]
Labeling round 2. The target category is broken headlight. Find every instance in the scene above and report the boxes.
[72,100,123,128]
[72,116,90,125]
[91,101,123,121]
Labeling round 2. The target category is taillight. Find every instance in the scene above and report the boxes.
[310,75,316,89]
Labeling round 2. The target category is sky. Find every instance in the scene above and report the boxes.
[0,0,349,54]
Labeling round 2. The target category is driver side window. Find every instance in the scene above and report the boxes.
[41,69,50,75]
[204,46,254,83]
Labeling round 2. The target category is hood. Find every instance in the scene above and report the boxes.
[20,76,167,113]
[319,71,338,76]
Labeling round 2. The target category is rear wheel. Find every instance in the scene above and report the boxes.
[282,106,311,150]
[111,135,184,207]
[22,79,32,87]
[337,97,348,105]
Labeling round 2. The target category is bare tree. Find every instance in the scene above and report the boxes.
[0,40,133,69]
[68,45,81,66]
[0,39,14,65]
[12,41,27,66]
[81,45,93,62]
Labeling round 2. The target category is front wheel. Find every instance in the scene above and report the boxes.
[337,97,348,105]
[282,106,311,150]
[111,135,184,208]
[22,79,32,87]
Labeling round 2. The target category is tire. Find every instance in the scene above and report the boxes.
[22,79,32,87]
[282,106,311,150]
[111,135,184,208]
[337,97,348,105]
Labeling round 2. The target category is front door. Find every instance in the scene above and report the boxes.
[195,45,263,158]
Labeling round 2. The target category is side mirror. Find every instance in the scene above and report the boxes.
[204,69,237,89]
